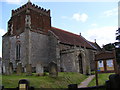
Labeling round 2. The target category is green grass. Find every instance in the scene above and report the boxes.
[2,72,88,88]
[88,73,114,87]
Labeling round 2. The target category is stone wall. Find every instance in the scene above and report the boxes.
[2,31,96,74]
[88,49,95,71]
[2,36,10,62]
[9,32,27,70]
[48,31,58,63]
[60,51,77,72]
[2,29,59,73]
[2,35,10,74]
[30,31,49,68]
[3,29,32,73]
[60,45,79,72]
[59,44,96,74]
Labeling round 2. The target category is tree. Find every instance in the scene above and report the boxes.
[115,28,120,65]
[116,28,120,48]
[103,43,115,51]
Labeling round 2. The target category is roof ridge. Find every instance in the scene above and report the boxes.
[79,35,97,49]
[51,27,96,50]
[52,27,80,37]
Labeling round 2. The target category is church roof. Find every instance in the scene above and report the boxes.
[51,27,96,50]
[89,41,102,51]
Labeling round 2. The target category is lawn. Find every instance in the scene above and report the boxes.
[2,72,88,88]
[88,73,114,87]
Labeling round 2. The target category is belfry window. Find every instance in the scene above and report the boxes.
[16,43,20,60]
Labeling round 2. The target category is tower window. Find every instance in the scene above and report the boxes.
[16,43,20,61]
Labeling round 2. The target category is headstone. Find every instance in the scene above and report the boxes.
[36,63,44,76]
[9,62,13,74]
[49,62,58,77]
[0,60,2,75]
[26,64,32,76]
[2,64,5,74]
[16,63,22,75]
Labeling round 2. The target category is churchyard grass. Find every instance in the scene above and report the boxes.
[88,73,114,87]
[2,72,88,88]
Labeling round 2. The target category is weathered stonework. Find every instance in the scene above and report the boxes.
[2,1,101,75]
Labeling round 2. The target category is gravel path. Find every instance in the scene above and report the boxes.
[78,75,95,88]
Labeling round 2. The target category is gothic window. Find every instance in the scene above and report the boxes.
[16,43,20,61]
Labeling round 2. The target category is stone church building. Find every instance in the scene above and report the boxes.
[2,1,101,75]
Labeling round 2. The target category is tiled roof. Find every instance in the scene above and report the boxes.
[51,27,96,49]
[89,41,102,51]
[95,51,115,60]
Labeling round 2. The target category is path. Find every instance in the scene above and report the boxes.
[78,75,95,88]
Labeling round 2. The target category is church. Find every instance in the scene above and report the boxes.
[2,1,102,75]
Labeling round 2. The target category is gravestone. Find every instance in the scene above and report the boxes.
[16,63,22,75]
[36,63,44,76]
[0,61,2,75]
[49,62,58,77]
[9,62,13,74]
[26,64,32,76]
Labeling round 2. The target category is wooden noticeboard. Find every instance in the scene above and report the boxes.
[95,50,118,86]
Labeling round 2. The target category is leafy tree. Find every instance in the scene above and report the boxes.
[115,28,120,64]
[116,28,120,48]
[103,43,115,51]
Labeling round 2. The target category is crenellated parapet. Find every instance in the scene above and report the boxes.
[12,2,50,17]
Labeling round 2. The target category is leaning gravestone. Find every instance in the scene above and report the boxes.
[36,63,44,76]
[49,62,58,77]
[16,63,22,75]
[26,64,32,76]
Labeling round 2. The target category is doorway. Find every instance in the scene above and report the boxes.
[78,54,83,74]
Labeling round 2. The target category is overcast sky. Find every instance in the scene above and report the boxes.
[0,0,119,57]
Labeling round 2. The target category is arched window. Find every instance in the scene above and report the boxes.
[16,43,20,61]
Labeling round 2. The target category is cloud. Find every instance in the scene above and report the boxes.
[91,23,98,27]
[0,28,6,57]
[0,28,6,36]
[0,51,1,57]
[61,13,88,22]
[61,16,69,19]
[72,13,88,22]
[103,7,118,17]
[0,0,119,3]
[0,0,25,5]
[82,26,117,47]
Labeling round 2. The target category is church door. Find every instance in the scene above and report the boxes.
[78,54,83,74]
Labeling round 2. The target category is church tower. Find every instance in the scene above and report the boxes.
[2,1,52,74]
[8,1,51,36]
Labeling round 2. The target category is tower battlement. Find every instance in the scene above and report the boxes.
[12,2,50,17]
